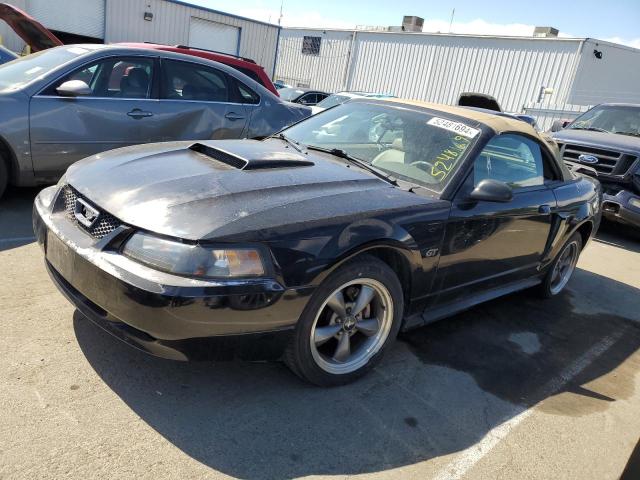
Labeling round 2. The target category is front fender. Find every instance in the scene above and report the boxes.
[311,218,420,279]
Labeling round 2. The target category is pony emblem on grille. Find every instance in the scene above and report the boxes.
[74,197,100,228]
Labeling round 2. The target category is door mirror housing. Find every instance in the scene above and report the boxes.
[550,119,570,132]
[56,80,92,97]
[469,179,513,203]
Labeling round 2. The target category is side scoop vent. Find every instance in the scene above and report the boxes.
[189,143,314,170]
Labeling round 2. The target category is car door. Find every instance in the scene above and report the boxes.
[144,59,248,143]
[30,56,158,177]
[433,133,559,303]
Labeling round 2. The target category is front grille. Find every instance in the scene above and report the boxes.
[62,186,121,239]
[561,143,637,176]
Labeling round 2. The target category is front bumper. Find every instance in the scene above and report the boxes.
[602,189,640,228]
[33,186,312,361]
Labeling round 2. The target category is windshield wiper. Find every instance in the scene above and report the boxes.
[615,131,640,137]
[571,126,609,133]
[305,145,399,186]
[273,133,305,154]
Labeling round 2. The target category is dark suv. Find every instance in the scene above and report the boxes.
[552,104,640,228]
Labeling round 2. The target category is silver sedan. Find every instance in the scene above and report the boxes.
[0,44,310,198]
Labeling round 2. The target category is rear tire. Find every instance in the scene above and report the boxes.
[539,233,582,298]
[0,157,8,200]
[285,255,403,387]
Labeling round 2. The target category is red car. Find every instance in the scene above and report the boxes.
[116,43,279,96]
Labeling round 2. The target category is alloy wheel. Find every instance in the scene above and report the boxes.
[310,278,394,374]
[549,241,579,295]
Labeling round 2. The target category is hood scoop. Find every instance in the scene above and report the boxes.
[189,142,314,170]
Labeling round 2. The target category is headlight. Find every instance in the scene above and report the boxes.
[122,233,265,278]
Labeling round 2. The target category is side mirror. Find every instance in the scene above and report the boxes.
[550,119,570,132]
[469,179,513,203]
[56,80,92,97]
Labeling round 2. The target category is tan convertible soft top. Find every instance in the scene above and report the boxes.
[380,97,571,180]
[383,98,538,136]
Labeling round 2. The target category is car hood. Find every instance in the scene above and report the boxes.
[553,129,640,154]
[66,139,442,241]
[0,3,62,52]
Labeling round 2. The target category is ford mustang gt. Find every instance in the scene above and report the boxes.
[33,99,602,386]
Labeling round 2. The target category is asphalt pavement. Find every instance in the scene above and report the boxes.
[1,186,639,479]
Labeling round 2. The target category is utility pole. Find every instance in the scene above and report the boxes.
[448,8,455,33]
[278,0,283,26]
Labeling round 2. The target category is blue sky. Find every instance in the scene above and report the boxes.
[190,0,640,48]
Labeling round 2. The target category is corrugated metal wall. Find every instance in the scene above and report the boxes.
[274,29,353,90]
[105,0,280,76]
[276,29,588,114]
[28,0,105,39]
[348,33,584,113]
[1,0,280,75]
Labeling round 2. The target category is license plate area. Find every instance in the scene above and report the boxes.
[46,231,75,280]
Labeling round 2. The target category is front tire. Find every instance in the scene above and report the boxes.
[285,255,403,386]
[539,233,582,298]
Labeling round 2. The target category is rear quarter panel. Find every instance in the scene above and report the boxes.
[548,176,602,262]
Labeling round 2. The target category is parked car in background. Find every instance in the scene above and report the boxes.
[278,87,329,106]
[0,45,17,64]
[119,43,280,96]
[274,80,293,90]
[311,91,396,114]
[34,99,601,386]
[457,92,538,129]
[0,44,311,199]
[552,103,640,228]
[0,3,63,52]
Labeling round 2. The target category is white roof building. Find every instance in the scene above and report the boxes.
[274,28,640,129]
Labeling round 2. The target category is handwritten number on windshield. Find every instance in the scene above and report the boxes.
[431,136,470,181]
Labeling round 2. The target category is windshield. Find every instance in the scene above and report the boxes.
[284,102,481,192]
[278,88,306,101]
[569,105,640,137]
[316,94,350,109]
[0,46,89,92]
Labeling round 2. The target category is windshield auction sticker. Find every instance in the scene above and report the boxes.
[427,117,480,139]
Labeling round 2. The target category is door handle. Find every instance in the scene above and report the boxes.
[538,204,552,214]
[224,112,245,121]
[127,109,154,119]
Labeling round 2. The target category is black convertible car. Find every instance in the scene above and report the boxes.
[33,99,602,386]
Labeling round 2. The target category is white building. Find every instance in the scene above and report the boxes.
[0,0,281,75]
[274,28,640,129]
